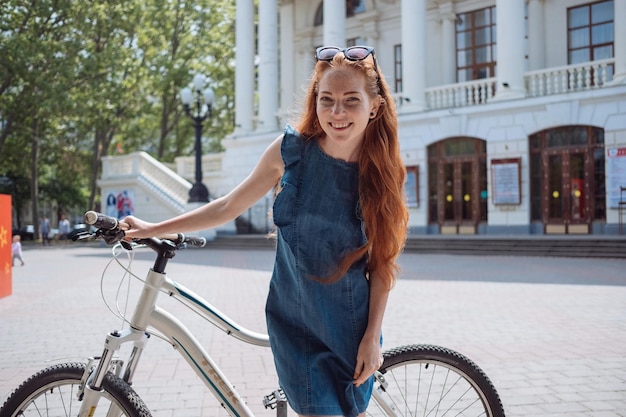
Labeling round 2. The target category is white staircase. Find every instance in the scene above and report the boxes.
[99,152,191,220]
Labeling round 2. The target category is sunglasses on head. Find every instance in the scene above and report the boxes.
[315,46,378,70]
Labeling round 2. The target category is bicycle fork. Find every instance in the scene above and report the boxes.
[77,327,149,417]
[77,262,165,416]
[371,371,400,417]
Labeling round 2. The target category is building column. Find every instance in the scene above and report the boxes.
[401,0,426,109]
[527,0,545,71]
[235,0,255,133]
[612,0,626,84]
[493,0,526,100]
[279,0,296,122]
[257,0,279,132]
[439,1,456,85]
[323,0,345,46]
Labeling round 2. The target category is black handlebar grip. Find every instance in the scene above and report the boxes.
[84,211,119,230]
[184,236,207,248]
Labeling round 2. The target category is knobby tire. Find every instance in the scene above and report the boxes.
[368,344,506,417]
[0,362,151,417]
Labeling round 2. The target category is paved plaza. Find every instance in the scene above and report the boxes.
[1,243,625,416]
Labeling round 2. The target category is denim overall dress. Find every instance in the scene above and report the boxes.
[266,126,373,417]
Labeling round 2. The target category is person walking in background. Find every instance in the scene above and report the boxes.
[58,214,71,244]
[40,215,51,246]
[12,235,25,266]
[122,45,408,417]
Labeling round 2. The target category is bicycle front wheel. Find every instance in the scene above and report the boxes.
[0,362,151,417]
[368,344,505,417]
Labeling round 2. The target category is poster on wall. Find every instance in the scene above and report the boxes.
[405,166,419,208]
[105,190,136,219]
[491,158,521,205]
[607,147,626,208]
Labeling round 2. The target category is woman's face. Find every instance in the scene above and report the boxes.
[316,66,380,162]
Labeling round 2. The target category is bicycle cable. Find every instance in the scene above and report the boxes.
[98,242,176,345]
[99,244,133,326]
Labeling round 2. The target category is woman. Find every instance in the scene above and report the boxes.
[122,45,408,417]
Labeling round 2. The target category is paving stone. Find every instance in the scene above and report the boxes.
[1,246,625,417]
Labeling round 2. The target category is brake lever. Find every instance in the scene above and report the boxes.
[72,231,94,242]
[97,229,127,246]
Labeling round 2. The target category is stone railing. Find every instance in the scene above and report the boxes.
[425,78,497,110]
[174,153,223,181]
[417,58,615,111]
[526,58,614,97]
[101,152,190,212]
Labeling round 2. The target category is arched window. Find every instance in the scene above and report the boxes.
[314,0,367,27]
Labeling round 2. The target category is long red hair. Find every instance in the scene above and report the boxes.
[295,53,408,289]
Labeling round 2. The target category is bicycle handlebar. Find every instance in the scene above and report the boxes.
[83,211,207,248]
[179,235,207,248]
[85,210,119,230]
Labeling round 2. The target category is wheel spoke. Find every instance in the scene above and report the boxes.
[0,363,150,417]
[368,345,504,417]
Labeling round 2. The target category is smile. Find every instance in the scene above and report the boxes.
[330,122,351,129]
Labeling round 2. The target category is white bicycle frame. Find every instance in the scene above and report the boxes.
[78,246,395,417]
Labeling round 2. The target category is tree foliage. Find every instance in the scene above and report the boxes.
[0,0,236,226]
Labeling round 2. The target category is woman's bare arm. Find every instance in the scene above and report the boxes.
[123,135,284,238]
[353,270,390,387]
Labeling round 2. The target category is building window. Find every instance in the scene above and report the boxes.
[314,0,367,26]
[346,37,365,47]
[567,0,614,65]
[394,44,402,93]
[456,6,497,82]
[347,0,366,16]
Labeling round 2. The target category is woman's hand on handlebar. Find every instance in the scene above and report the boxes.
[120,215,158,239]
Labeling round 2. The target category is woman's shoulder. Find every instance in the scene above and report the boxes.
[282,124,305,143]
[280,125,308,166]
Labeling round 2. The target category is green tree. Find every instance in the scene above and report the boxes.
[1,0,238,223]
[68,0,146,209]
[0,1,83,231]
[133,0,236,161]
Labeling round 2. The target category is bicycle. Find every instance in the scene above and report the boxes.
[0,211,506,417]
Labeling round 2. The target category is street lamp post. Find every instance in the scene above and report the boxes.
[180,73,215,203]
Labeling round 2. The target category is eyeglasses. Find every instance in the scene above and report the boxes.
[315,46,378,70]
[315,46,382,92]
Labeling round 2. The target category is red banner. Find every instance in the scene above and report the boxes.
[0,194,12,298]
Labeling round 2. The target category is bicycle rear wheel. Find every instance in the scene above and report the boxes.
[0,362,151,417]
[368,344,505,417]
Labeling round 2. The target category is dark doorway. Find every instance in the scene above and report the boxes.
[428,138,488,234]
[529,126,605,234]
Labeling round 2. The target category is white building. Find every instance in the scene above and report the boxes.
[100,0,626,236]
